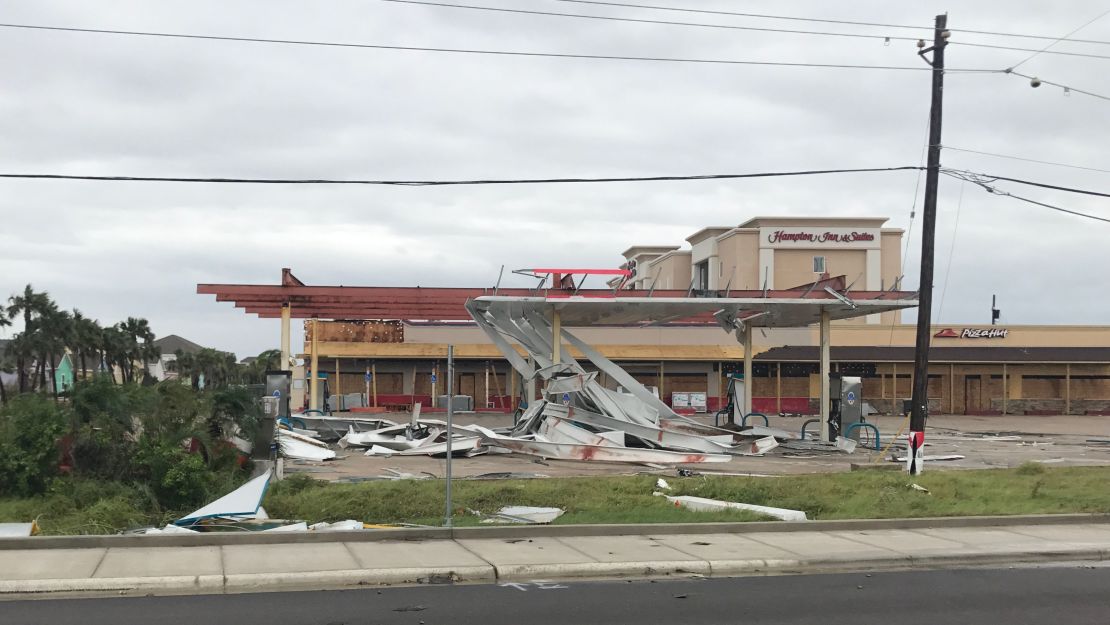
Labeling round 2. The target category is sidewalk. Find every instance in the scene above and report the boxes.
[3,519,1110,596]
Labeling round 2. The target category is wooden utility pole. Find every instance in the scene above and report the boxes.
[908,14,949,475]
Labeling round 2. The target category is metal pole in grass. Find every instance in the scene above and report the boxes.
[445,345,454,527]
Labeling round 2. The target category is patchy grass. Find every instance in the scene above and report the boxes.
[5,465,1110,534]
[0,479,176,535]
[263,465,1110,527]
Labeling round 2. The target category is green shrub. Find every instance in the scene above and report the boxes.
[0,395,67,496]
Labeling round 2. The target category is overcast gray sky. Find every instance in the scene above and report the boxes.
[1,0,1107,358]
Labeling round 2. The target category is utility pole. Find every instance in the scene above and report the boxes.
[444,345,454,527]
[908,14,949,475]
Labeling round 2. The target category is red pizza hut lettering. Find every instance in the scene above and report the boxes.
[961,328,1008,339]
[767,230,876,244]
[934,328,1009,339]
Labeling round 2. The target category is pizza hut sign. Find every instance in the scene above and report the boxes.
[934,328,1009,339]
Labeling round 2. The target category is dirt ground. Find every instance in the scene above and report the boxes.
[282,412,1110,482]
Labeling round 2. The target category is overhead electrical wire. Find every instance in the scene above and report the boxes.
[0,23,999,71]
[3,168,1108,203]
[1007,7,1110,70]
[943,146,1110,174]
[0,166,926,186]
[376,1,1110,61]
[549,0,1110,46]
[550,0,935,31]
[936,179,966,321]
[943,170,1110,224]
[943,169,1110,199]
[1004,70,1110,102]
[377,0,921,43]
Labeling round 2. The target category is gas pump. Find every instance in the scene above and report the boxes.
[260,371,290,459]
[713,374,746,427]
[827,373,863,441]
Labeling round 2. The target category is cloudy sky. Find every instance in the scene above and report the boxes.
[1,0,1107,358]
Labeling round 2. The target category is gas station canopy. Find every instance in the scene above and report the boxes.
[197,269,918,325]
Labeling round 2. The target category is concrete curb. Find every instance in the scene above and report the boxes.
[223,565,496,591]
[0,575,224,595]
[0,547,1105,596]
[494,560,712,581]
[4,513,1109,550]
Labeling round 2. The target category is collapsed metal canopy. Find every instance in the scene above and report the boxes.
[471,295,919,328]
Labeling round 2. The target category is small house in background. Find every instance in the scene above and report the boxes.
[53,353,75,393]
[148,334,205,381]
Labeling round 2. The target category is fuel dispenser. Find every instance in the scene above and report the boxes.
[259,371,291,459]
[827,373,863,441]
[714,374,746,427]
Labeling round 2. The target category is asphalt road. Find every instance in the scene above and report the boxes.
[4,566,1110,625]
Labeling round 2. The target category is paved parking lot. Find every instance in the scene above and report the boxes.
[283,413,1110,481]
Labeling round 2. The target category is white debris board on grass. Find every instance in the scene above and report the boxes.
[480,506,565,524]
[175,469,272,526]
[665,495,808,522]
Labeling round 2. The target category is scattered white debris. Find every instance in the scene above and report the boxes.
[0,522,40,537]
[910,483,930,494]
[656,478,672,491]
[308,520,366,531]
[665,495,808,522]
[480,506,565,524]
[835,436,858,454]
[278,430,336,461]
[747,436,780,455]
[264,522,309,532]
[142,524,199,535]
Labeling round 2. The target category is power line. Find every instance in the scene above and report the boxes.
[943,170,1110,224]
[937,178,966,321]
[0,23,992,71]
[377,1,1110,61]
[943,169,1110,198]
[944,146,1110,174]
[1001,192,1110,224]
[550,0,1110,46]
[1005,70,1110,102]
[378,0,922,42]
[952,40,1110,61]
[0,166,926,186]
[550,0,933,32]
[4,168,1107,200]
[1008,8,1110,70]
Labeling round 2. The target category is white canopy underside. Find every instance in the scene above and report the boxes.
[471,296,917,328]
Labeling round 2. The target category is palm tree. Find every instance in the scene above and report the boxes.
[246,349,282,383]
[41,307,73,399]
[71,310,102,381]
[0,303,10,405]
[7,285,51,392]
[120,317,156,383]
[100,325,130,384]
[168,349,198,389]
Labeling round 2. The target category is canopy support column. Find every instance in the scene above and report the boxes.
[309,319,319,412]
[279,303,291,371]
[819,309,831,442]
[743,322,753,417]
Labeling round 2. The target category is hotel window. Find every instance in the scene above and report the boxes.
[812,256,826,273]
